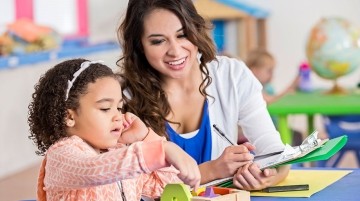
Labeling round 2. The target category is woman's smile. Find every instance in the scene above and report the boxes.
[165,57,187,70]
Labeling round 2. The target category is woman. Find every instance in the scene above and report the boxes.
[117,0,289,190]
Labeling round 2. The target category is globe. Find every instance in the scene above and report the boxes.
[306,17,360,93]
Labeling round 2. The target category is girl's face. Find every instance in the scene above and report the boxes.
[251,56,275,85]
[141,8,199,80]
[67,77,124,152]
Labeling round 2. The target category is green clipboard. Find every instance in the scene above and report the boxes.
[283,135,348,165]
[214,135,348,188]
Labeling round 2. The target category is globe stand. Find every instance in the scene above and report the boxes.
[325,80,348,94]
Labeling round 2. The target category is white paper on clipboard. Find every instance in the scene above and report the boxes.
[254,131,328,170]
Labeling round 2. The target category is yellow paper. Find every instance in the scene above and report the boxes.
[251,170,352,197]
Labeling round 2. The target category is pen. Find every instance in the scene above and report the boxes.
[212,124,234,145]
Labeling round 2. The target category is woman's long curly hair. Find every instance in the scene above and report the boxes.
[28,58,116,155]
[117,0,217,137]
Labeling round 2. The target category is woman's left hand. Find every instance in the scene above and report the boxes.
[232,162,278,190]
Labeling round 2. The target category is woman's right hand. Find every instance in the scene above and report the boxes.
[163,141,201,190]
[212,142,255,179]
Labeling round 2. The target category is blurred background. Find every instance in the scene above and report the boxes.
[0,0,359,200]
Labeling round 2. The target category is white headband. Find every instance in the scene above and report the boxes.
[65,60,104,101]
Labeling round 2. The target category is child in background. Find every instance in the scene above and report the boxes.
[246,49,300,104]
[28,58,200,201]
[245,49,303,145]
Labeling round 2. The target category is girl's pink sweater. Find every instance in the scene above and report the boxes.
[37,129,181,200]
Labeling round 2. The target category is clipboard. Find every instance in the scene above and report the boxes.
[213,133,348,189]
[254,131,348,170]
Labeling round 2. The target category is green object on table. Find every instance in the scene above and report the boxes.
[216,179,235,188]
[284,135,348,165]
[267,90,360,144]
[215,135,348,189]
[160,183,192,201]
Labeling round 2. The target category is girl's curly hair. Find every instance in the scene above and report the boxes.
[28,58,117,155]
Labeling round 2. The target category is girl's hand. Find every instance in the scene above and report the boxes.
[118,112,148,144]
[212,142,255,179]
[163,141,201,190]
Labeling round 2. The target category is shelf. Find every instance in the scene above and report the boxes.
[0,38,120,70]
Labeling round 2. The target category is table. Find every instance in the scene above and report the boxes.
[267,90,360,144]
[252,168,360,201]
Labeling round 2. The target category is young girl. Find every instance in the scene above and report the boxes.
[246,49,300,104]
[28,58,200,200]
